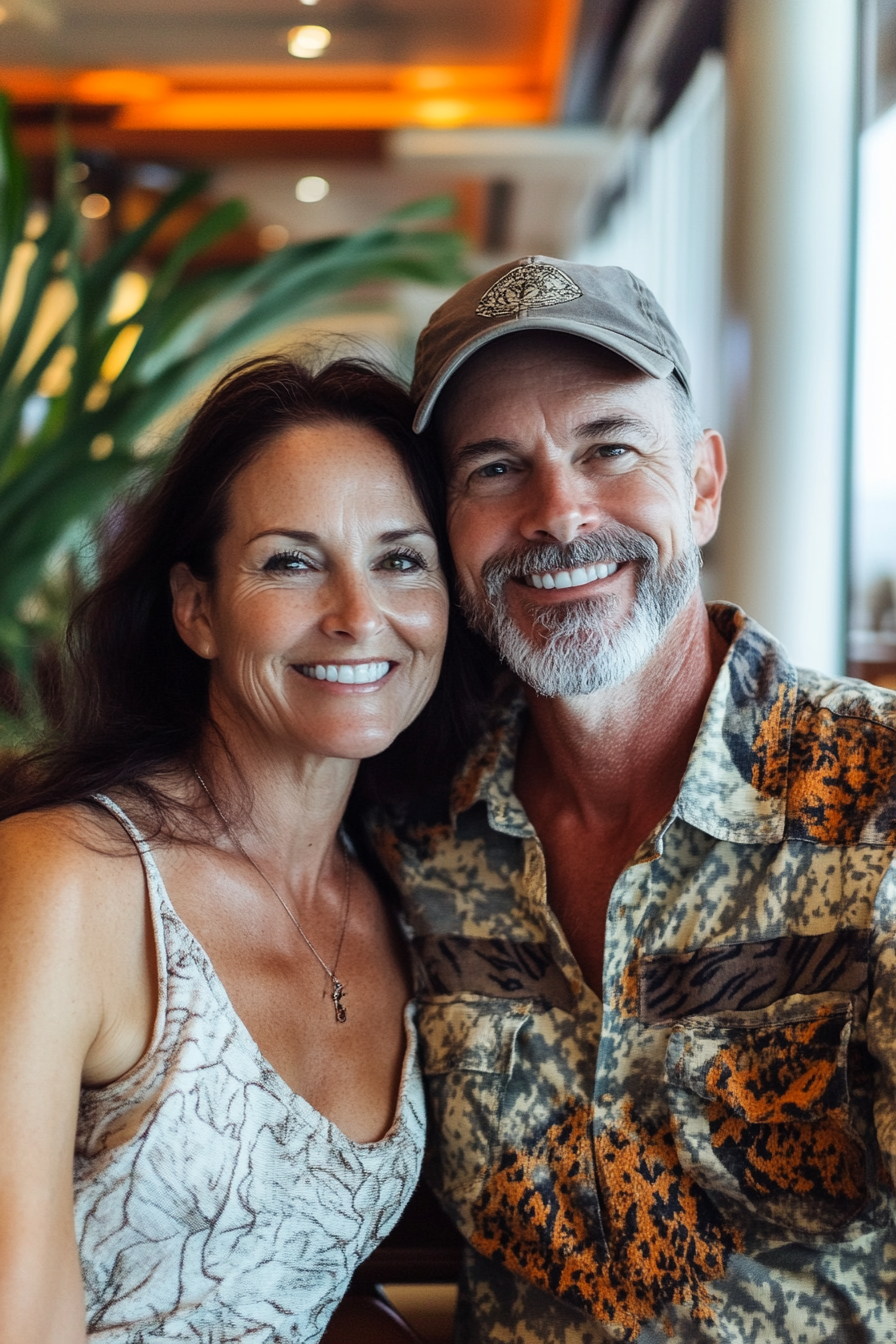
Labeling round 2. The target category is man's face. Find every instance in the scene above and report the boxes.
[440,332,725,695]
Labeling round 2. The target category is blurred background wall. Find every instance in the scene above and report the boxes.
[0,0,893,726]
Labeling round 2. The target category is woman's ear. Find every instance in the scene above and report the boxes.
[170,562,216,660]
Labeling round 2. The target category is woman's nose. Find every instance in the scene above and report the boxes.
[319,571,386,642]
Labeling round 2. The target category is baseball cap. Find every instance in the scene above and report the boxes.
[411,256,691,432]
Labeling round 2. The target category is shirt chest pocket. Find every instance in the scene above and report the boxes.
[417,998,528,1201]
[664,993,874,1238]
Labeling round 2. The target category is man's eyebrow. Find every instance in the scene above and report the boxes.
[450,438,520,469]
[248,526,435,545]
[574,415,653,440]
[449,419,653,468]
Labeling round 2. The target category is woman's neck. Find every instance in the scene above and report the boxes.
[194,709,359,901]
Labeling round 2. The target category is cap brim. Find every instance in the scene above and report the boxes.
[413,316,677,432]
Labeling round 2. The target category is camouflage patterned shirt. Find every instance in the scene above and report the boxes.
[372,605,896,1343]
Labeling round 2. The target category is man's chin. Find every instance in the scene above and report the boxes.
[512,591,626,642]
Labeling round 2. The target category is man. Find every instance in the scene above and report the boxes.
[372,258,896,1343]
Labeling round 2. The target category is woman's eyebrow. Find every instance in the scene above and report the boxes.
[378,527,436,543]
[248,526,435,545]
[249,529,319,544]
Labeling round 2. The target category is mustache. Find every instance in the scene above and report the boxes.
[478,523,659,594]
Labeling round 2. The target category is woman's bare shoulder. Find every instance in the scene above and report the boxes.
[0,802,143,920]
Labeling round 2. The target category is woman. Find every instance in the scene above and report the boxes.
[0,355,452,1344]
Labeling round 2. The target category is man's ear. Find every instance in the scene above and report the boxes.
[691,430,727,547]
[170,562,216,660]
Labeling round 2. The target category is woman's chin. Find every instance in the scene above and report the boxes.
[283,720,405,764]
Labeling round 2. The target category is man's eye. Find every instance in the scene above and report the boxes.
[263,550,312,573]
[476,461,511,478]
[596,445,630,459]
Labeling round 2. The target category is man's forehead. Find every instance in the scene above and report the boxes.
[439,332,667,443]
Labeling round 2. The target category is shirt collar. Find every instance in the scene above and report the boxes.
[450,603,797,846]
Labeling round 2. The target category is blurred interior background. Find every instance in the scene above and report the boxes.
[1,1,893,1339]
[1,0,894,714]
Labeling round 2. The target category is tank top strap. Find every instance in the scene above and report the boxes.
[91,793,170,915]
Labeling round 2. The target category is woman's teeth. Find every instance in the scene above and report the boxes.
[526,561,619,590]
[299,661,391,684]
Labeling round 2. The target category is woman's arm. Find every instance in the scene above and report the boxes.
[0,809,152,1344]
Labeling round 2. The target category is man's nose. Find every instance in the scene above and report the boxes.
[320,570,386,642]
[519,461,601,546]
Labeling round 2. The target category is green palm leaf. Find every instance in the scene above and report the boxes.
[0,102,466,723]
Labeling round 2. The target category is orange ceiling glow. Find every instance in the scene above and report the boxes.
[0,0,581,132]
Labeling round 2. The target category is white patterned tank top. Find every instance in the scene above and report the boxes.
[74,796,425,1343]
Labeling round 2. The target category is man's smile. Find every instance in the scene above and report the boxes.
[523,561,620,591]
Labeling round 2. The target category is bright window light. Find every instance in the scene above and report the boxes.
[287,25,331,58]
[295,176,330,203]
[108,270,149,324]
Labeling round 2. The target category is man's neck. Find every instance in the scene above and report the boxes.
[515,596,729,840]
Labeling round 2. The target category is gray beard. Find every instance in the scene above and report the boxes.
[458,523,702,696]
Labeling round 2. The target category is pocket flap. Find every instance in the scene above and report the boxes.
[418,999,528,1075]
[665,995,853,1124]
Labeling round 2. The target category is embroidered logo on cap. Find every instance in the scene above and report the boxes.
[475,261,582,319]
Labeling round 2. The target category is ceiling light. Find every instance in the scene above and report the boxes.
[300,0,320,6]
[287,24,330,58]
[0,8,9,23]
[295,176,329,203]
[81,193,111,220]
[259,223,290,251]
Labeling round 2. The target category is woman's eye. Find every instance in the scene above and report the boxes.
[262,550,312,573]
[379,549,425,572]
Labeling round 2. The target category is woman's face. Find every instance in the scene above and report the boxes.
[173,418,449,763]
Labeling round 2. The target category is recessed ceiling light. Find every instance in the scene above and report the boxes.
[295,176,330,203]
[300,0,320,6]
[287,24,331,57]
[81,193,111,220]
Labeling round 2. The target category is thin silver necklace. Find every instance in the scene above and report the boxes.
[192,767,351,1024]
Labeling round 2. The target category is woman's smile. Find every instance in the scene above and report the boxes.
[295,659,393,686]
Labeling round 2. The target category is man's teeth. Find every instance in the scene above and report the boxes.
[526,561,619,590]
[298,661,391,684]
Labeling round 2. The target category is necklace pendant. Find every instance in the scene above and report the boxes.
[332,978,347,1024]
